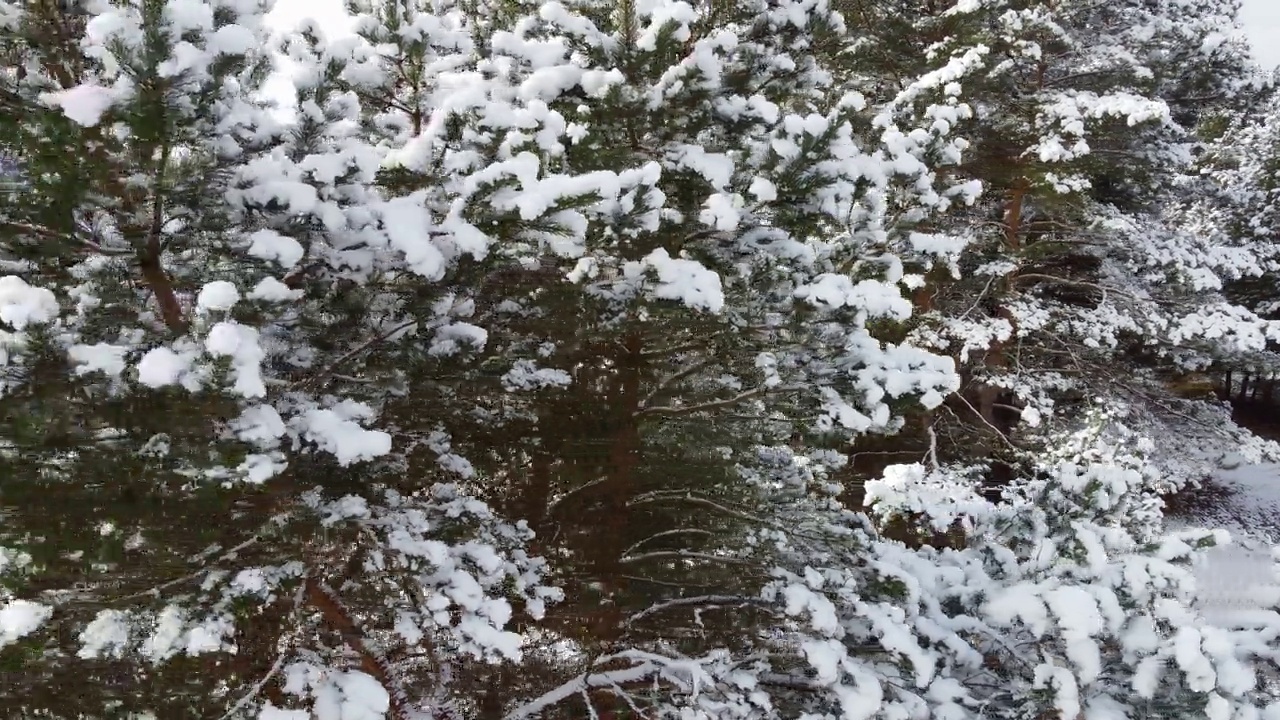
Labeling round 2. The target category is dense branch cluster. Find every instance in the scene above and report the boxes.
[3,0,1280,718]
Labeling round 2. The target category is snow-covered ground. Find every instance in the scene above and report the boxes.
[1186,463,1280,542]
[1177,464,1280,626]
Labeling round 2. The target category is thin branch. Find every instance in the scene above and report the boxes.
[1113,379,1235,439]
[290,319,418,390]
[218,641,290,719]
[622,528,714,557]
[758,672,824,691]
[0,220,131,255]
[960,274,999,320]
[641,359,714,407]
[282,258,327,289]
[925,425,939,471]
[626,595,771,627]
[619,549,760,567]
[1014,273,1141,302]
[547,475,611,512]
[639,337,715,358]
[951,392,1018,449]
[114,534,261,603]
[638,385,799,416]
[619,574,719,590]
[580,689,600,720]
[304,574,410,720]
[504,657,657,720]
[628,491,829,542]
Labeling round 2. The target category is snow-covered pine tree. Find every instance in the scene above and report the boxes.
[5,0,1280,719]
[0,0,981,714]
[1185,81,1280,413]
[839,0,1280,493]
[0,1,554,717]
[814,2,1280,717]
[332,0,976,714]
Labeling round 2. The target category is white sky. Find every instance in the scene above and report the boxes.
[1242,0,1280,69]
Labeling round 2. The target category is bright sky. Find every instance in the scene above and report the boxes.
[1242,0,1280,69]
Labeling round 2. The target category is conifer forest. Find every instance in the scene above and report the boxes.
[11,0,1280,717]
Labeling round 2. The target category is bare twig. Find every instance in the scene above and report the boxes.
[290,319,418,390]
[628,492,829,542]
[619,549,760,567]
[503,655,657,720]
[638,385,799,416]
[626,595,771,627]
[1014,273,1141,302]
[952,391,1018,449]
[622,528,714,557]
[641,359,714,408]
[0,220,131,255]
[115,534,261,603]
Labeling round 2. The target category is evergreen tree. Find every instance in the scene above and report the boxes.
[3,1,1280,719]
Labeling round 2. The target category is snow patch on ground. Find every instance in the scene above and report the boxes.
[1194,542,1280,628]
[1182,463,1280,542]
[1174,463,1280,627]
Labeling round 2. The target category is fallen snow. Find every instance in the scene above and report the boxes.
[1194,542,1280,628]
[293,405,392,466]
[204,321,267,398]
[78,609,131,659]
[502,359,572,391]
[1185,463,1280,542]
[68,342,129,378]
[259,704,309,720]
[623,248,725,313]
[1177,463,1280,627]
[794,275,913,320]
[250,277,303,302]
[312,669,391,720]
[246,228,306,269]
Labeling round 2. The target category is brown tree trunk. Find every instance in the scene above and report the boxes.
[139,241,187,334]
[581,331,645,645]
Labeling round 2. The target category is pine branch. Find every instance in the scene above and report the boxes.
[304,574,412,720]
